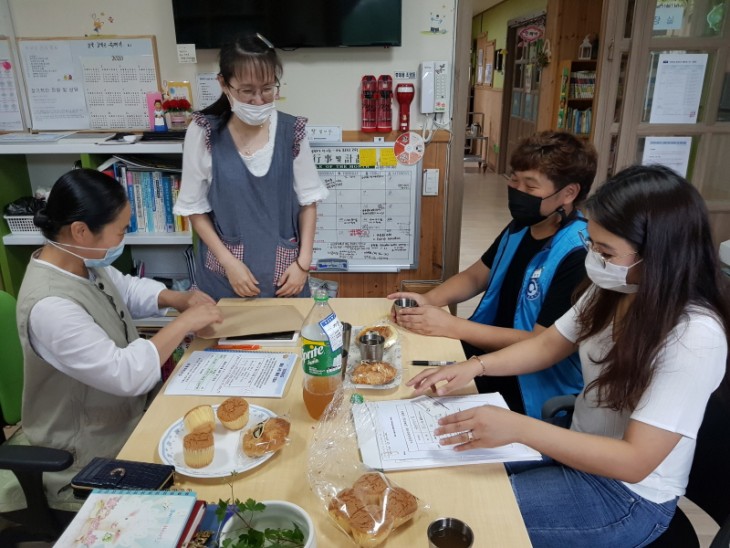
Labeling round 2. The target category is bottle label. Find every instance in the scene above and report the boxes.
[301,336,342,376]
[320,313,343,351]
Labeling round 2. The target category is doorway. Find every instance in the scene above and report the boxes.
[499,13,546,171]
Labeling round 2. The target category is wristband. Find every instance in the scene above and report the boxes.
[470,354,488,376]
[294,259,310,273]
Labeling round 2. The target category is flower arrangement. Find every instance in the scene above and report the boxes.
[162,98,192,113]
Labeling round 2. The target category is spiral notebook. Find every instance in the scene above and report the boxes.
[54,489,197,547]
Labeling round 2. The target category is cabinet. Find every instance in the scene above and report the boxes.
[0,138,191,296]
[554,60,597,138]
[464,111,488,170]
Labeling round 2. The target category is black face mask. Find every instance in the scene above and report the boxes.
[507,186,561,229]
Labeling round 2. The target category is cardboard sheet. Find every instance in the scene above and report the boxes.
[197,304,304,339]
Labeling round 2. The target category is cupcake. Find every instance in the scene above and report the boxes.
[183,431,214,468]
[216,397,250,430]
[184,405,215,434]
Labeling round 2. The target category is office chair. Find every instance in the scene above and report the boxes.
[0,290,74,543]
[541,387,730,547]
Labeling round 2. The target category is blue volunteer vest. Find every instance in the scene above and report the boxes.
[470,215,586,418]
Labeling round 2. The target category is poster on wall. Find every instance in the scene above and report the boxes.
[642,136,691,177]
[0,39,24,131]
[649,53,707,124]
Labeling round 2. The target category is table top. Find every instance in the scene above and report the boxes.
[117,298,531,547]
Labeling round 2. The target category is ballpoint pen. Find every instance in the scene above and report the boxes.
[411,360,456,366]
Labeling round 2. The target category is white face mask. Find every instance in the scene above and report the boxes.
[48,240,125,269]
[229,95,275,126]
[584,249,642,294]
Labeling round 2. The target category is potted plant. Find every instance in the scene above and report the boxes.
[162,97,192,130]
[217,497,316,548]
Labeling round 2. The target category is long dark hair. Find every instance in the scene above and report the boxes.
[34,168,128,240]
[578,164,730,411]
[201,33,282,119]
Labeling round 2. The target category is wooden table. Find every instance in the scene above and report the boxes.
[118,298,531,547]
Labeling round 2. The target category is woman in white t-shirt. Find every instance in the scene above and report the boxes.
[408,164,729,547]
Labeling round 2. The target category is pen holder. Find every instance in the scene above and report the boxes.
[358,332,384,362]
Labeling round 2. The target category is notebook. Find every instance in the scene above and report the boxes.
[54,489,197,547]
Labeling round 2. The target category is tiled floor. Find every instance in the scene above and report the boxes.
[456,166,719,547]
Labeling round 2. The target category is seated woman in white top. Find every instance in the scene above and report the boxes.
[408,164,729,547]
[11,168,222,511]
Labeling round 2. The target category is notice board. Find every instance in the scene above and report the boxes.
[17,36,160,131]
[311,143,422,272]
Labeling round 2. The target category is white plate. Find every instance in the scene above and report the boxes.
[158,404,277,478]
[343,326,402,390]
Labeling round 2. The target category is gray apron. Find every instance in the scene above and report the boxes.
[194,112,309,299]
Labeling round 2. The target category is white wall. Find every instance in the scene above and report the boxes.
[5,0,459,131]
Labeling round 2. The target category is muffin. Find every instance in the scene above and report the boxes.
[183,431,214,468]
[216,397,249,430]
[242,417,291,458]
[184,405,215,434]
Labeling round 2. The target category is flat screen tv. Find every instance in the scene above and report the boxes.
[171,0,402,49]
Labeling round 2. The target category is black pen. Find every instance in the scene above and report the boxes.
[411,360,456,366]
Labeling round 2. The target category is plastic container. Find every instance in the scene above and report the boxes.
[301,289,343,419]
[4,215,40,233]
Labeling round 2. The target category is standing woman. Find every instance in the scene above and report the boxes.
[408,165,729,547]
[13,168,222,511]
[174,33,329,300]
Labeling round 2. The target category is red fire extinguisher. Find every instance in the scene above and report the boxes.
[361,75,377,133]
[376,75,393,133]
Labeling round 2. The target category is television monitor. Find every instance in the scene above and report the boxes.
[171,0,402,49]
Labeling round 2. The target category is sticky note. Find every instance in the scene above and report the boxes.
[359,148,376,167]
[380,148,398,167]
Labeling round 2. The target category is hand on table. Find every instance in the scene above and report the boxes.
[275,262,308,297]
[435,405,526,451]
[225,261,261,297]
[407,359,482,396]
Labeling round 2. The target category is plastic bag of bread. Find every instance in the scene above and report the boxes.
[307,388,429,546]
[240,414,291,458]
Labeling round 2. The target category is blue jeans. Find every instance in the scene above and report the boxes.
[506,458,677,548]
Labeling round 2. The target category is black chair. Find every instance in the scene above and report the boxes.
[541,388,730,547]
[0,290,74,544]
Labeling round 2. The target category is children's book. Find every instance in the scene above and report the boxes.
[54,489,197,548]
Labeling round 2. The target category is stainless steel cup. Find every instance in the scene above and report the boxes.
[358,332,385,362]
[341,322,352,378]
[427,517,474,548]
[392,297,419,314]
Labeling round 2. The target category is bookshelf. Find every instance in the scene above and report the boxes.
[0,138,191,296]
[554,59,597,138]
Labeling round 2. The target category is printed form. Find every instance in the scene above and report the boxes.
[354,393,541,470]
[164,350,298,398]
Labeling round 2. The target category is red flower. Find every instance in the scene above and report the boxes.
[162,98,191,112]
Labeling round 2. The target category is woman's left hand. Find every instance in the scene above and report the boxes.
[434,405,525,451]
[275,263,308,297]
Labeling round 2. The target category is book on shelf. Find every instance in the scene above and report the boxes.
[54,489,200,547]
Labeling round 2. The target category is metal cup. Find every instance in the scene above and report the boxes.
[427,517,474,548]
[341,322,352,378]
[393,297,419,314]
[358,332,385,362]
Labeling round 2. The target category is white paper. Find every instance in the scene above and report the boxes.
[176,43,197,64]
[654,5,684,30]
[353,393,541,471]
[642,136,692,177]
[196,72,220,110]
[650,53,708,124]
[0,41,24,131]
[164,350,298,398]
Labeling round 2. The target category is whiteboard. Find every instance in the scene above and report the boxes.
[0,38,24,131]
[311,143,422,272]
[17,36,160,131]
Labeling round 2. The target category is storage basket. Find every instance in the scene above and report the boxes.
[4,215,40,234]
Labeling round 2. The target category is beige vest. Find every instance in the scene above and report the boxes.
[14,257,147,509]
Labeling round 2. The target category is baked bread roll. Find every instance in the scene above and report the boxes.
[349,504,393,548]
[383,486,418,528]
[242,417,290,458]
[351,361,397,385]
[183,431,214,468]
[216,397,249,430]
[184,405,215,434]
[353,472,389,498]
[328,488,369,534]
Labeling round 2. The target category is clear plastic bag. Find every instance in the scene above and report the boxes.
[307,388,429,546]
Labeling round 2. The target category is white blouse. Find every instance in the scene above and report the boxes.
[28,259,167,397]
[173,110,329,216]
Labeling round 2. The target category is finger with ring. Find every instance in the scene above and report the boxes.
[466,430,474,442]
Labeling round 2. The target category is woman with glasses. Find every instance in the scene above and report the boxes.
[14,168,223,511]
[407,164,729,547]
[174,33,328,300]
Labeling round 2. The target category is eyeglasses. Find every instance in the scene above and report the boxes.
[579,230,639,269]
[96,282,130,343]
[228,83,280,102]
